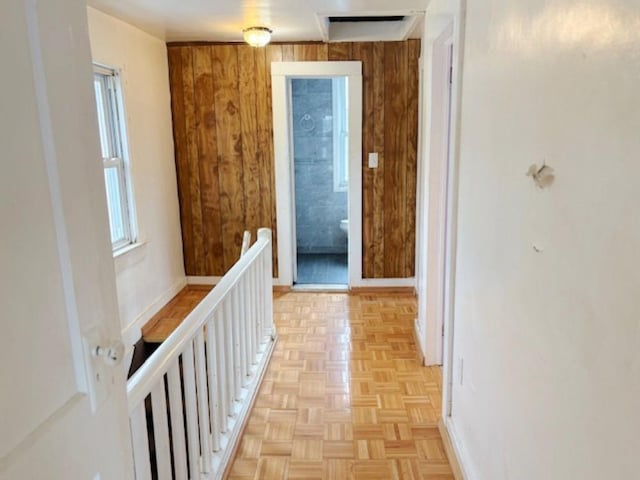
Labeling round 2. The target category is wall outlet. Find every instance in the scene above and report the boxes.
[368,152,379,168]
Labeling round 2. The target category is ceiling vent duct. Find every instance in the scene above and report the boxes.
[316,12,424,42]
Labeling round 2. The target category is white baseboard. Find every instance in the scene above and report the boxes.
[120,277,187,347]
[413,318,427,365]
[272,277,289,287]
[186,275,223,285]
[439,417,472,480]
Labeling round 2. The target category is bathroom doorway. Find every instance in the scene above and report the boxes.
[290,77,348,285]
[271,61,362,288]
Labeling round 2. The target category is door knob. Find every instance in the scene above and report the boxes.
[92,341,124,366]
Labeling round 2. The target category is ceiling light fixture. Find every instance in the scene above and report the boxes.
[243,26,273,47]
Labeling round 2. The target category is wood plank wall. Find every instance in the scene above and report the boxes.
[167,41,420,278]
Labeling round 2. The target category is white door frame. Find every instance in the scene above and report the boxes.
[271,61,363,287]
[418,23,454,367]
[416,0,466,421]
[438,7,466,421]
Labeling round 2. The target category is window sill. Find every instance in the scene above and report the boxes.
[113,240,146,259]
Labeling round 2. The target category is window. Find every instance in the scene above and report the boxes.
[332,77,349,192]
[92,65,136,251]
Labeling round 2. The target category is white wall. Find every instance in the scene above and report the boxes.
[87,7,185,347]
[448,0,640,478]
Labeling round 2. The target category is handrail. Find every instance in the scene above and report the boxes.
[127,228,271,412]
[240,230,251,256]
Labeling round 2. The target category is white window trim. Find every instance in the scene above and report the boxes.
[113,240,147,259]
[93,63,138,254]
[332,77,348,193]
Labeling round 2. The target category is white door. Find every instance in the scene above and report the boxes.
[0,1,133,479]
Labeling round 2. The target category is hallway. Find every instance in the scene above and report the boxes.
[227,292,452,479]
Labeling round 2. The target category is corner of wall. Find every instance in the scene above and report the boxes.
[87,9,186,348]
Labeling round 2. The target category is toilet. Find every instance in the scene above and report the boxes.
[340,219,348,234]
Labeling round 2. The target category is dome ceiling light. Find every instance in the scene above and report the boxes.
[243,26,273,47]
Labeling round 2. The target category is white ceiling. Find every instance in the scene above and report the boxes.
[87,0,428,43]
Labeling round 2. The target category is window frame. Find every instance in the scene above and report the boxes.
[93,64,137,252]
[332,77,349,193]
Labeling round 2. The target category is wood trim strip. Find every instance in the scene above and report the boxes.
[181,47,205,275]
[212,45,245,270]
[238,45,260,238]
[349,286,415,295]
[405,39,420,275]
[327,42,352,61]
[167,40,328,48]
[265,45,282,277]
[383,41,407,277]
[272,285,292,294]
[371,42,386,278]
[168,48,195,275]
[357,43,374,279]
[193,45,224,274]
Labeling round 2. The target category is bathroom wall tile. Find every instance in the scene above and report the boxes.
[294,137,333,162]
[304,79,332,94]
[292,79,346,254]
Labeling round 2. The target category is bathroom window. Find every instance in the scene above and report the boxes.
[332,77,349,192]
[93,65,137,252]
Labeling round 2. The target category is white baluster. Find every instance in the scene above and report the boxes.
[151,381,172,480]
[252,259,259,355]
[231,286,242,400]
[245,268,254,372]
[214,308,229,432]
[259,228,274,338]
[194,331,212,473]
[182,343,201,479]
[167,363,188,480]
[205,317,221,451]
[257,250,265,346]
[130,402,152,480]
[252,261,260,360]
[238,275,248,386]
[223,298,235,411]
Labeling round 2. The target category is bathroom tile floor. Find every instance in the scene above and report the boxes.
[296,254,348,284]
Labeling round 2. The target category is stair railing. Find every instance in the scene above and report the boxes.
[127,228,275,480]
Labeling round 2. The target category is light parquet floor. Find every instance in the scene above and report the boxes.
[227,292,453,480]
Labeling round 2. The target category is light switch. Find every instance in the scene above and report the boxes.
[368,152,379,168]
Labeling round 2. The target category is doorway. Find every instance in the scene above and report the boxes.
[291,77,349,286]
[417,23,455,366]
[271,61,363,288]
